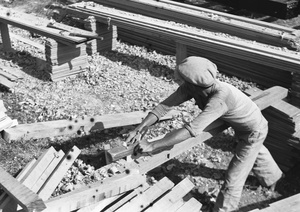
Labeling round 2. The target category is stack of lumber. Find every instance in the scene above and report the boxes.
[65,2,299,90]
[0,100,16,131]
[83,16,118,54]
[229,0,300,19]
[245,87,300,171]
[45,38,88,81]
[0,6,103,81]
[93,0,299,48]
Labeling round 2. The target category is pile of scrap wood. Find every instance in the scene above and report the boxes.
[0,100,17,131]
[0,65,23,89]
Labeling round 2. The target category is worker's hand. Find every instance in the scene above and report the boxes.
[125,126,148,144]
[138,138,155,153]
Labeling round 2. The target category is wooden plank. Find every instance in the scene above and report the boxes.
[105,183,150,212]
[30,150,65,196]
[76,195,122,212]
[249,193,300,212]
[37,146,81,201]
[0,75,14,89]
[0,167,46,212]
[2,110,180,142]
[0,159,36,208]
[0,22,12,52]
[176,42,187,65]
[116,177,174,212]
[175,197,202,212]
[0,6,87,44]
[42,169,146,212]
[0,147,60,212]
[144,178,195,212]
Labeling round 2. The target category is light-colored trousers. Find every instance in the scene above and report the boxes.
[213,124,283,212]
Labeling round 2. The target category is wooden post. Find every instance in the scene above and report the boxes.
[176,42,187,65]
[84,16,117,54]
[0,23,12,52]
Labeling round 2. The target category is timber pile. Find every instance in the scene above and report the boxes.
[0,100,17,132]
[93,0,299,48]
[0,145,201,212]
[0,6,103,81]
[245,87,300,171]
[44,38,88,81]
[64,2,300,91]
[82,16,117,54]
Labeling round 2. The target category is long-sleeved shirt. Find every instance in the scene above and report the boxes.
[150,80,267,137]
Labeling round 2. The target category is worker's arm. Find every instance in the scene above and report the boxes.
[139,127,191,152]
[126,84,191,144]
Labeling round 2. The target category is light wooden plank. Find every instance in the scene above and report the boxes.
[37,146,81,201]
[145,178,195,212]
[116,177,174,212]
[77,195,121,212]
[175,197,202,212]
[105,183,150,212]
[43,169,146,212]
[2,110,180,142]
[0,147,59,211]
[0,167,46,212]
[248,193,300,212]
[0,159,36,208]
[30,150,65,196]
[0,6,86,44]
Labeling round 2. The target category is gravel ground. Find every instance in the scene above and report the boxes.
[1,1,300,211]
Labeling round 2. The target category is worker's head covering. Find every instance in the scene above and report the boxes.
[175,56,218,88]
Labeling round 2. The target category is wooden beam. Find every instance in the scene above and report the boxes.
[2,110,180,142]
[105,183,150,212]
[116,177,174,212]
[43,169,146,212]
[0,167,46,212]
[175,197,202,212]
[248,192,300,211]
[0,159,36,209]
[0,23,12,52]
[176,42,187,65]
[0,6,87,44]
[37,146,81,201]
[144,177,195,212]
